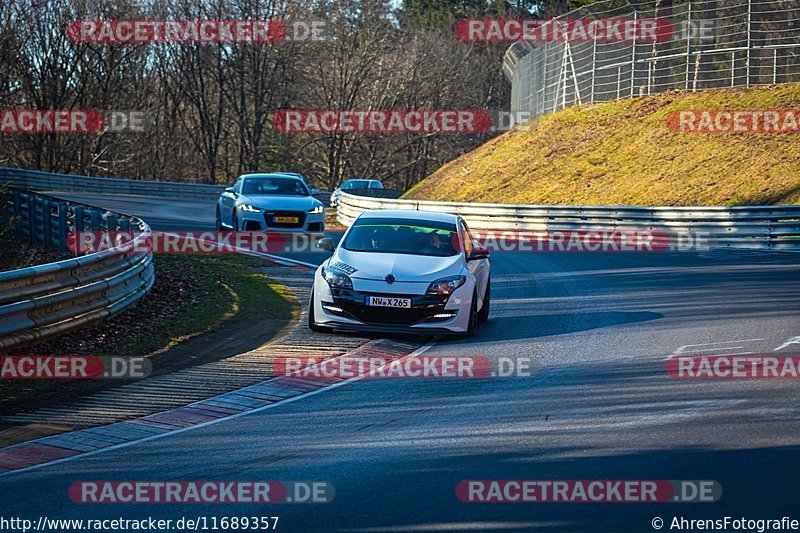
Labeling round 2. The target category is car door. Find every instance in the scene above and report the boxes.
[459,219,488,303]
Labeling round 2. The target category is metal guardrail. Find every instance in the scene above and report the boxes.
[0,190,155,351]
[0,167,333,204]
[336,192,800,250]
[346,188,404,200]
[0,167,225,200]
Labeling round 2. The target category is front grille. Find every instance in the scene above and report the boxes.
[264,211,306,228]
[332,291,449,326]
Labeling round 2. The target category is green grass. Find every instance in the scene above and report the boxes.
[100,254,298,359]
[405,84,800,206]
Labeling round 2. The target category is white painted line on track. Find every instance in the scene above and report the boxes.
[0,341,438,479]
[775,336,800,351]
[674,339,764,354]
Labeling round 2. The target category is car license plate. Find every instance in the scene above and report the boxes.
[274,216,299,224]
[366,296,411,308]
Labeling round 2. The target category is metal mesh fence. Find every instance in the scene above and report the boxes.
[504,0,800,117]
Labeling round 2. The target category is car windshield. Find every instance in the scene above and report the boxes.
[342,180,370,189]
[369,181,384,189]
[342,218,459,257]
[241,177,309,196]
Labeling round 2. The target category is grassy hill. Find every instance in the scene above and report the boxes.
[404,84,800,206]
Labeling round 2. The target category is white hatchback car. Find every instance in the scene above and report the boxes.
[309,209,490,336]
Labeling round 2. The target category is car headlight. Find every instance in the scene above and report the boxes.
[309,205,324,214]
[426,275,466,295]
[322,267,353,290]
[238,204,261,213]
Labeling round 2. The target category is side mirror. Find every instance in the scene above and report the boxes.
[467,248,489,261]
[311,188,320,195]
[317,237,334,252]
[224,187,235,193]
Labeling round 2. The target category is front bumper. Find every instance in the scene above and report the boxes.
[312,273,474,334]
[237,209,324,232]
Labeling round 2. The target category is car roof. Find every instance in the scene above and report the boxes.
[240,173,303,181]
[357,209,460,224]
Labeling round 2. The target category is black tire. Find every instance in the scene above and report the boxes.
[308,284,334,333]
[465,289,479,337]
[215,208,224,231]
[477,279,491,324]
[231,210,238,232]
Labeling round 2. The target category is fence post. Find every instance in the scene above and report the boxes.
[630,11,638,97]
[590,39,596,103]
[773,48,778,84]
[731,52,736,87]
[746,0,752,87]
[542,43,549,115]
[617,66,622,99]
[685,0,692,91]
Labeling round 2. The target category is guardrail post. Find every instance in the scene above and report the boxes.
[11,190,22,236]
[106,214,119,232]
[90,208,102,231]
[74,206,85,232]
[27,196,36,244]
[41,198,52,250]
[57,201,68,252]
[118,218,131,237]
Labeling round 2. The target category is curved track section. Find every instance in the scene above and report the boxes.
[2,192,799,532]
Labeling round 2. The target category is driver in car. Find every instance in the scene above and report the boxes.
[371,228,388,250]
[420,231,448,255]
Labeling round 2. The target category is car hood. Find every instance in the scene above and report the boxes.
[330,249,463,281]
[239,194,321,210]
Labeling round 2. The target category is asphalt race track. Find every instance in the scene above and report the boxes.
[2,192,799,532]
